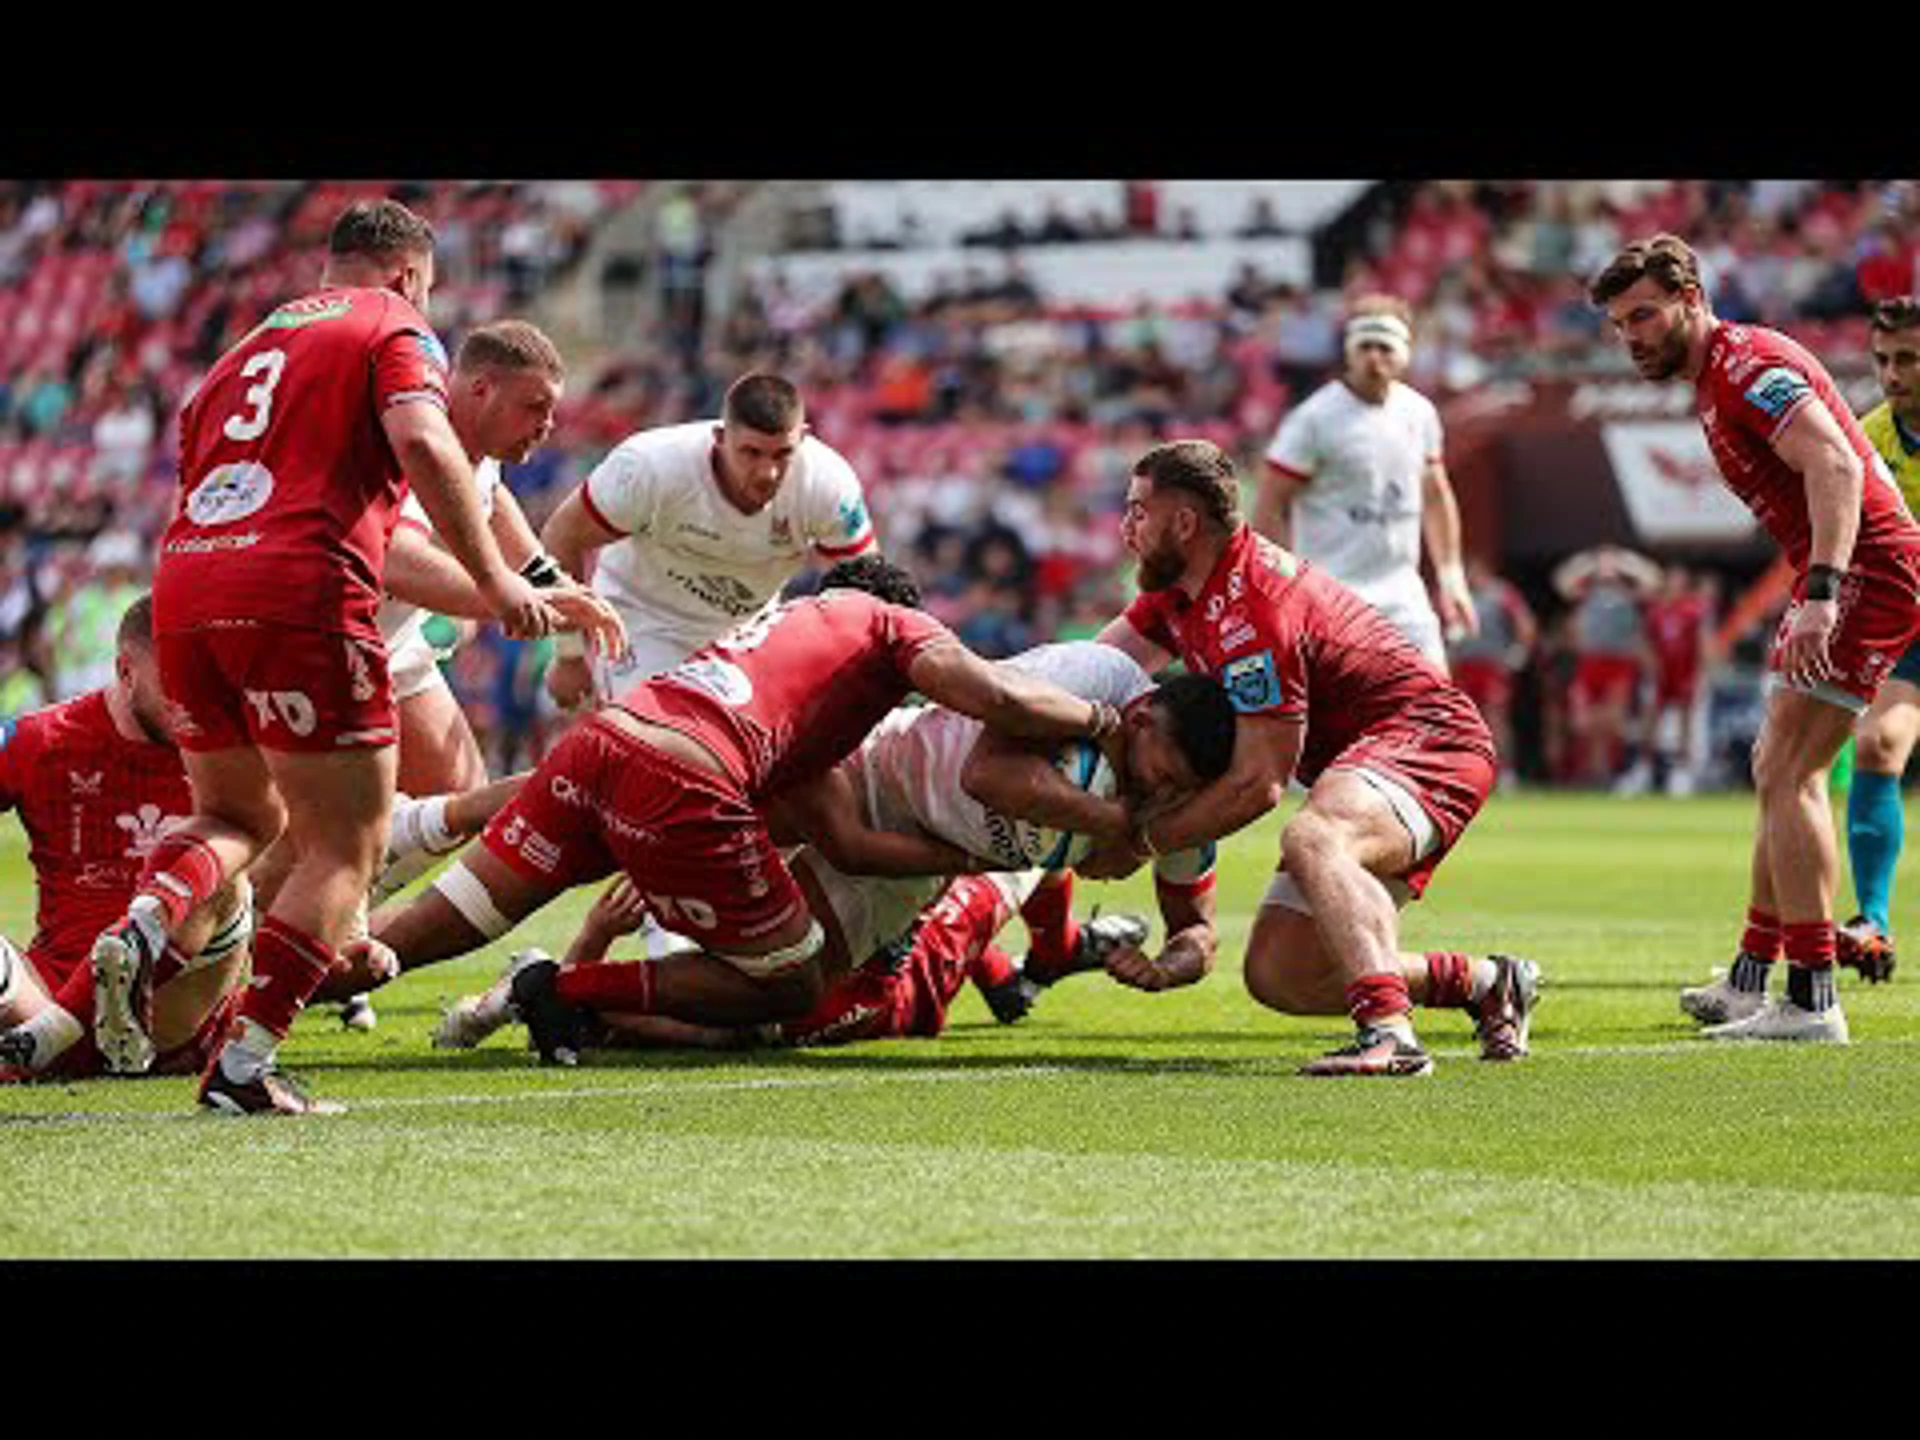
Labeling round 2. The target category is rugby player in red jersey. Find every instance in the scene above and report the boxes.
[1592,235,1920,1043]
[0,596,251,1081]
[1083,439,1538,1077]
[87,199,562,1114]
[354,554,1130,1059]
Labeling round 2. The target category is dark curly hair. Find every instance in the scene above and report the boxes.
[817,552,923,609]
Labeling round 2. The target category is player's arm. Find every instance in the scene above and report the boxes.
[1421,458,1476,637]
[539,483,624,585]
[383,520,626,658]
[1773,399,1866,681]
[906,637,1125,754]
[1093,614,1177,678]
[1104,871,1217,993]
[383,402,552,639]
[1251,463,1307,549]
[1147,712,1297,853]
[959,728,1132,848]
[765,767,984,878]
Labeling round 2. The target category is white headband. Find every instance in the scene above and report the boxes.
[1345,314,1412,362]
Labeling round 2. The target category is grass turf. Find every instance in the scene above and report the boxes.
[3,789,1919,1260]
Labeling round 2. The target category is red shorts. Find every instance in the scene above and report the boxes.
[1768,567,1920,709]
[778,883,987,1045]
[1569,655,1641,712]
[158,622,395,753]
[478,714,809,956]
[1328,726,1497,900]
[1452,657,1513,714]
[1653,660,1701,707]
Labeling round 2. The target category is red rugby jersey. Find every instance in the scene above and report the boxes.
[1122,525,1492,784]
[617,589,953,797]
[1696,321,1920,579]
[0,692,192,988]
[159,286,450,642]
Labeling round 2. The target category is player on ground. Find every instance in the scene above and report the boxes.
[411,646,1238,1061]
[0,595,252,1082]
[87,198,561,1115]
[338,555,1132,1048]
[1252,293,1477,669]
[539,370,877,711]
[1083,439,1537,1077]
[1591,235,1920,1042]
[439,869,1106,1055]
[1837,296,1920,981]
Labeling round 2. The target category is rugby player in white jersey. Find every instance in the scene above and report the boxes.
[539,370,877,709]
[339,640,1241,1054]
[1252,293,1478,669]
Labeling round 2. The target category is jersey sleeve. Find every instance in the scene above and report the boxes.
[1217,584,1308,721]
[1264,402,1318,480]
[885,603,958,668]
[370,322,451,415]
[578,441,653,539]
[805,450,877,561]
[1721,356,1817,444]
[1421,394,1445,462]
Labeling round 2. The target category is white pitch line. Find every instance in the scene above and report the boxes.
[4,1036,1919,1129]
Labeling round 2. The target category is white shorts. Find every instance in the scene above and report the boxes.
[793,850,946,966]
[1261,765,1439,916]
[388,629,449,703]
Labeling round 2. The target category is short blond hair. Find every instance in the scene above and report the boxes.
[455,319,565,382]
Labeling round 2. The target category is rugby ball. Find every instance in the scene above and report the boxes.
[1012,739,1119,870]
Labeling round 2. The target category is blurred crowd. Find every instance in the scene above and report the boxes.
[2,176,1912,785]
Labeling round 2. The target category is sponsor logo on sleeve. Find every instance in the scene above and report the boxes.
[1221,650,1282,713]
[838,496,869,539]
[1744,366,1810,420]
[416,332,450,372]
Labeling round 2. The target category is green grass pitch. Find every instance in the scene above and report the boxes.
[3,789,1919,1260]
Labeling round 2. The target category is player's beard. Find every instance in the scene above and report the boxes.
[1631,322,1690,382]
[1133,533,1188,593]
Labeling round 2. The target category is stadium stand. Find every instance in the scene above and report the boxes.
[3,177,1914,782]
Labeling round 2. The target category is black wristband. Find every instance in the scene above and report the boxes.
[520,552,565,589]
[1805,564,1844,602]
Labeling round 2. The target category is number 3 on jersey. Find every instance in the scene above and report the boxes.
[223,349,287,442]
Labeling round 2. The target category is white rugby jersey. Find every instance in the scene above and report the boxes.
[855,641,1197,876]
[377,456,502,649]
[578,421,875,655]
[1264,379,1444,604]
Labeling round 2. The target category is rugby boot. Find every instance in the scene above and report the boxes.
[1299,1024,1434,1078]
[1470,953,1541,1061]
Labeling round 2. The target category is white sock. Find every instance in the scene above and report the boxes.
[127,893,169,955]
[17,1007,84,1070]
[1374,1014,1418,1044]
[217,1018,278,1082]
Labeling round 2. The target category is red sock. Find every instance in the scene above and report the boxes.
[1741,906,1783,960]
[1021,874,1080,978]
[968,944,1017,988]
[1782,919,1836,969]
[1422,952,1474,1009]
[238,917,335,1041]
[1345,972,1414,1028]
[135,832,227,932]
[555,960,655,1014]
